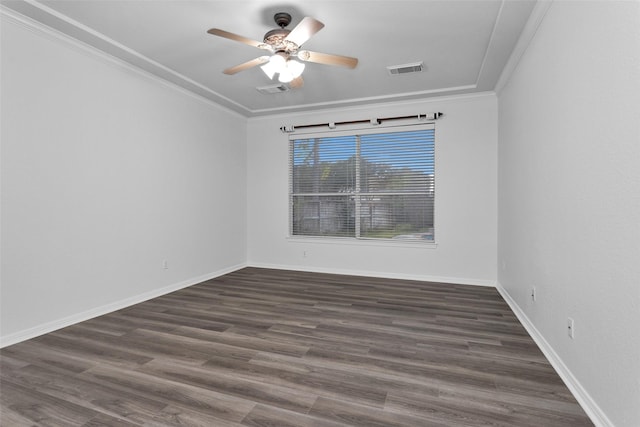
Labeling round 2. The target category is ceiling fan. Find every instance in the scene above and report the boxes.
[207,12,358,88]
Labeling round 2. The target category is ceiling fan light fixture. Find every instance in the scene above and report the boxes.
[261,53,289,80]
[287,59,305,78]
[260,61,277,79]
[278,68,294,83]
[262,55,305,82]
[269,53,287,69]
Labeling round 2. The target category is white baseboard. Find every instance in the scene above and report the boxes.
[495,282,613,427]
[0,262,247,348]
[247,262,497,288]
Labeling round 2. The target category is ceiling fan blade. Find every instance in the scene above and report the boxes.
[297,50,358,69]
[207,28,271,51]
[289,76,304,89]
[284,17,324,47]
[223,56,270,75]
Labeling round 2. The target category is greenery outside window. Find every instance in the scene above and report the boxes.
[289,124,435,242]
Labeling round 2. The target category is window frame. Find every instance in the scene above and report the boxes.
[288,123,436,244]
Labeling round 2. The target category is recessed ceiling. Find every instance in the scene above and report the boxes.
[1,0,537,117]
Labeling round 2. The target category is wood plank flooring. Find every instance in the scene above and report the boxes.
[0,267,593,426]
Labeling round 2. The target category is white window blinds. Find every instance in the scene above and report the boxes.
[290,125,435,241]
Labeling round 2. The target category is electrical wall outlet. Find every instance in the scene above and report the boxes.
[567,317,574,339]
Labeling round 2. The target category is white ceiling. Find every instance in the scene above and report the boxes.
[2,0,537,117]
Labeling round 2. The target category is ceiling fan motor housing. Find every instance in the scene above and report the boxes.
[274,12,292,28]
[263,28,291,44]
[263,13,296,51]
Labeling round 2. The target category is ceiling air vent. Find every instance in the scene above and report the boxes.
[387,62,424,75]
[256,84,290,94]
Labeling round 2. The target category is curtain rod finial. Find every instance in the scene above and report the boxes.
[420,112,443,120]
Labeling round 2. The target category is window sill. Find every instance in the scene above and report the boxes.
[286,236,438,249]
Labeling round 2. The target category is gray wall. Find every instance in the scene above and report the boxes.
[497,2,640,426]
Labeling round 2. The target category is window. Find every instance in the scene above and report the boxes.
[289,124,435,242]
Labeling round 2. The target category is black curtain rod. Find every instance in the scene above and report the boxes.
[280,112,443,133]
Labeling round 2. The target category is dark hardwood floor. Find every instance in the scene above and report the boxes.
[0,267,593,426]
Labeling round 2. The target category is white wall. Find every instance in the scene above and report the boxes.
[247,94,497,285]
[497,2,640,426]
[0,13,247,345]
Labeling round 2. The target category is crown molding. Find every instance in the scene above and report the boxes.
[494,0,553,94]
[0,2,250,118]
[248,85,479,116]
[475,0,506,88]
[248,91,496,122]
